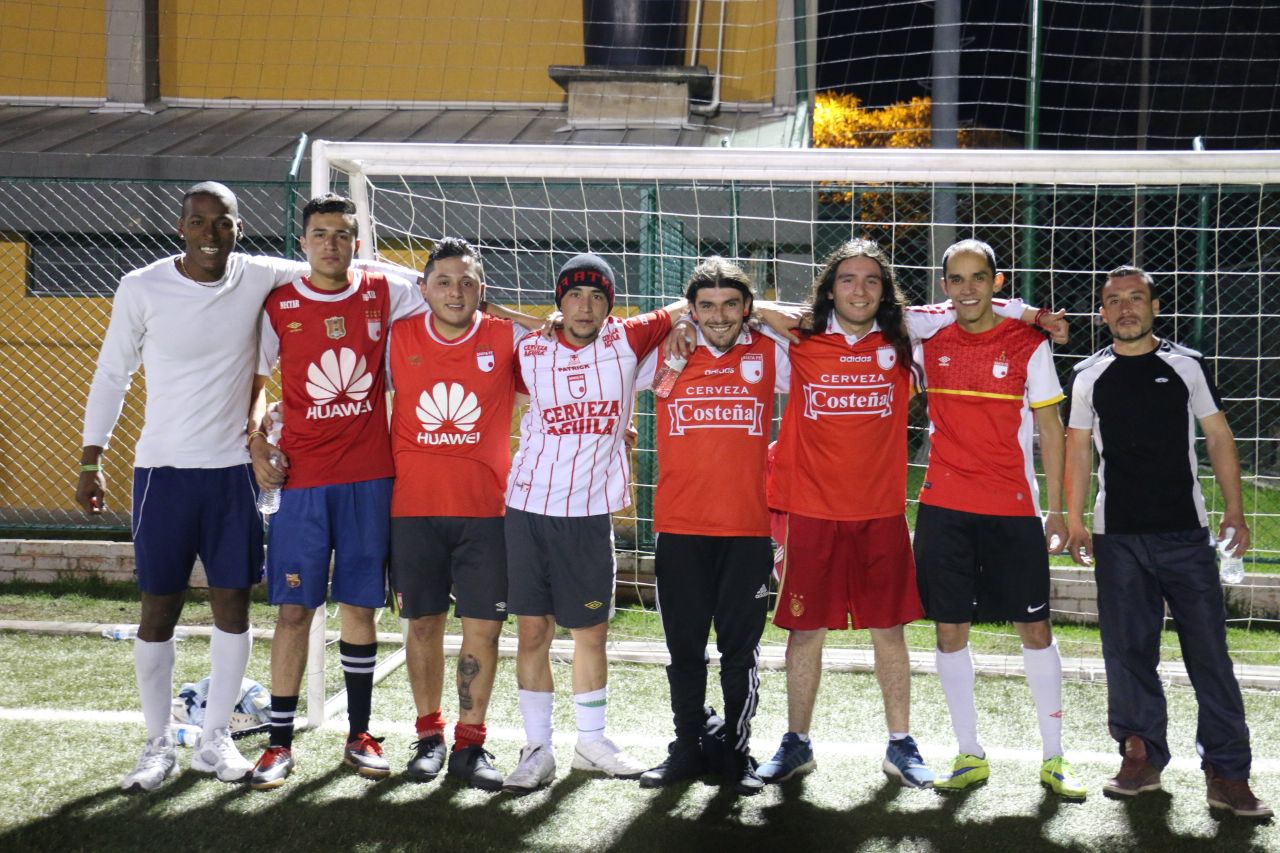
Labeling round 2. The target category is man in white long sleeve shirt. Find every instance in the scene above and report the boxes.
[77,182,302,792]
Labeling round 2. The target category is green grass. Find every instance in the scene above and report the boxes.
[0,632,1277,852]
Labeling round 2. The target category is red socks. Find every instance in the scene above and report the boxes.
[416,710,446,740]
[453,722,487,751]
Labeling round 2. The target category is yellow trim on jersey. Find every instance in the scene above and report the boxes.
[926,388,1025,401]
[1030,393,1066,409]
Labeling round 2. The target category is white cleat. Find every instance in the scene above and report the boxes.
[571,737,647,779]
[191,727,253,782]
[121,734,178,792]
[502,743,556,794]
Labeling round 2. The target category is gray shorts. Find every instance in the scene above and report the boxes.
[390,516,508,621]
[504,507,616,629]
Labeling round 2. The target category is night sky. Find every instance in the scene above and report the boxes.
[816,0,1280,150]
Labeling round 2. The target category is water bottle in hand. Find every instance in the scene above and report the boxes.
[1218,527,1245,585]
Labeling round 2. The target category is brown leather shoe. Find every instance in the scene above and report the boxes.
[1205,764,1274,818]
[1103,736,1161,797]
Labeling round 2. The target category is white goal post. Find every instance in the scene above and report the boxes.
[300,140,1280,727]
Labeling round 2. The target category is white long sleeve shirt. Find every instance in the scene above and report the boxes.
[82,253,304,468]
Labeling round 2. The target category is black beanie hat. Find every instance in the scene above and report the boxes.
[555,253,616,309]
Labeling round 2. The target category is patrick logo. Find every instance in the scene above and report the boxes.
[306,348,372,405]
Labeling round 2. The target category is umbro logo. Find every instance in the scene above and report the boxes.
[754,585,768,599]
[495,601,507,612]
[1155,377,1169,383]
[584,600,604,610]
[937,355,951,367]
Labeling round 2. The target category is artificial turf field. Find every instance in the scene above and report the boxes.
[0,584,1277,851]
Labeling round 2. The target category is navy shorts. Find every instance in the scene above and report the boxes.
[266,478,391,610]
[913,503,1052,624]
[505,507,616,629]
[131,465,264,595]
[390,516,508,621]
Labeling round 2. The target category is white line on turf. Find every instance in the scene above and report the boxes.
[3,706,1277,773]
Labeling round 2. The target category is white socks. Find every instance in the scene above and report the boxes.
[936,645,983,757]
[1023,640,1065,760]
[519,688,554,748]
[204,627,252,734]
[135,637,176,741]
[573,686,608,745]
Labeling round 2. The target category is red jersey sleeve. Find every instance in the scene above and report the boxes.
[621,310,674,359]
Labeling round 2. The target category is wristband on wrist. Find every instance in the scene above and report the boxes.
[246,430,267,446]
[1033,308,1050,329]
[80,463,101,473]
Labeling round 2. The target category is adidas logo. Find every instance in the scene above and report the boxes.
[416,382,482,446]
[304,348,376,419]
[754,584,768,599]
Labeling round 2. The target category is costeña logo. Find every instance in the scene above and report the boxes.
[304,348,376,420]
[416,382,482,446]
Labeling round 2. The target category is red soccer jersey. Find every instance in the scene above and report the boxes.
[389,312,521,517]
[768,324,913,521]
[652,330,784,536]
[262,271,394,489]
[919,319,1063,516]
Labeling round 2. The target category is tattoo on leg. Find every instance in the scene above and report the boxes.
[458,654,481,711]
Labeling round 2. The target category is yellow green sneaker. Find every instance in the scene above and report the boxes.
[934,753,989,790]
[1040,756,1087,799]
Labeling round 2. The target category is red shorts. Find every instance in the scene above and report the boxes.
[774,512,924,631]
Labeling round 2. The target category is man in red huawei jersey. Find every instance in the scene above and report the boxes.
[913,239,1086,798]
[385,237,536,790]
[634,257,789,796]
[246,194,424,789]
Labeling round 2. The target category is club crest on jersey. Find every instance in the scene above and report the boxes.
[325,316,347,340]
[567,373,587,399]
[876,346,897,371]
[789,594,805,617]
[285,573,301,589]
[476,349,495,373]
[993,352,1009,379]
[366,310,382,341]
[740,352,764,384]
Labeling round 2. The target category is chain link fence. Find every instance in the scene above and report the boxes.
[3,176,1277,558]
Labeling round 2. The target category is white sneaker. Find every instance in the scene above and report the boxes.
[191,727,253,782]
[502,743,556,794]
[572,737,646,779]
[120,734,178,792]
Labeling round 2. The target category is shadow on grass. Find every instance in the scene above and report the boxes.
[1,764,1271,853]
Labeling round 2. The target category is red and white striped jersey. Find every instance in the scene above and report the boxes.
[388,312,523,518]
[637,327,788,536]
[260,268,422,489]
[919,319,1063,516]
[506,311,672,517]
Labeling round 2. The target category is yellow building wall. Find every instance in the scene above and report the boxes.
[160,0,774,104]
[0,1,106,98]
[0,236,143,516]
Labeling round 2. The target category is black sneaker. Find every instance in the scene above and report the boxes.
[447,745,504,792]
[728,751,765,797]
[639,739,709,789]
[406,734,447,782]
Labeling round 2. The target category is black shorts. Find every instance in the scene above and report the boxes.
[390,516,508,621]
[505,507,616,629]
[913,503,1051,624]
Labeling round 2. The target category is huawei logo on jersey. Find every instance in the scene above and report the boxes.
[305,348,375,420]
[416,382,482,445]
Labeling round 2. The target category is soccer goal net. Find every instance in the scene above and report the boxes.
[306,141,1280,711]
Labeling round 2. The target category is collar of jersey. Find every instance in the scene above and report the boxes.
[292,268,364,302]
[424,310,481,346]
[825,313,880,343]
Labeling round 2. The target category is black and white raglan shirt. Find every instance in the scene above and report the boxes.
[1067,339,1221,535]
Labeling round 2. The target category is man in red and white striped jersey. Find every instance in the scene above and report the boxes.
[501,253,686,792]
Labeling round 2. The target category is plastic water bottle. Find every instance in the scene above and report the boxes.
[101,624,138,640]
[256,408,285,515]
[1218,527,1246,585]
[172,724,201,747]
[652,354,688,399]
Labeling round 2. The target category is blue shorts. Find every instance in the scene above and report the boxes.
[266,478,392,609]
[132,465,264,595]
